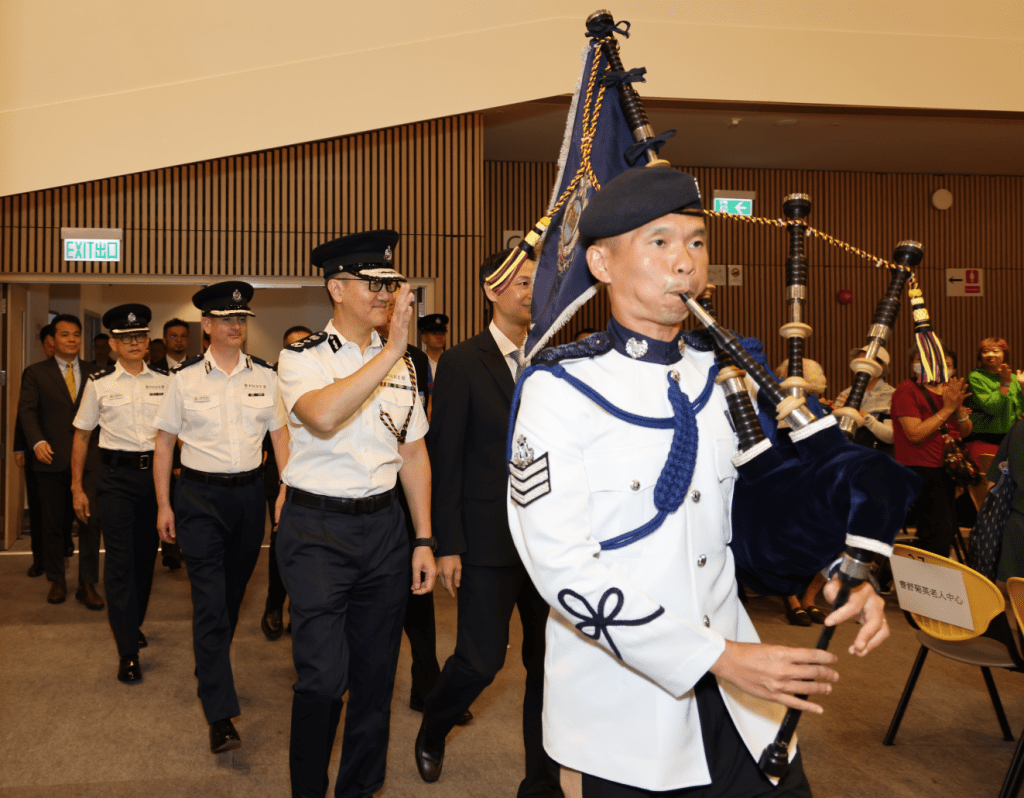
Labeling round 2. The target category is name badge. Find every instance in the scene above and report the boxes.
[248,392,265,397]
[192,396,211,403]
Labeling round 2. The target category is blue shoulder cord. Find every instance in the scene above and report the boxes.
[508,362,719,550]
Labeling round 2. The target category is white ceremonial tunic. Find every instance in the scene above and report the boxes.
[154,350,285,473]
[507,345,790,792]
[278,321,428,498]
[73,362,169,451]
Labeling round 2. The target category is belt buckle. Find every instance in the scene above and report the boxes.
[139,454,150,469]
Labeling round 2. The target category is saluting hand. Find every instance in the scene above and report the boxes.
[385,283,415,356]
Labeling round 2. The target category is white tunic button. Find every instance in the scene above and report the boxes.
[703,615,710,627]
[697,555,707,567]
[669,370,680,382]
[691,490,701,503]
[630,480,640,491]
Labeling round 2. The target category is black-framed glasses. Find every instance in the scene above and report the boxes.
[118,333,148,344]
[337,277,403,293]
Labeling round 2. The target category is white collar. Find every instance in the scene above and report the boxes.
[489,320,523,359]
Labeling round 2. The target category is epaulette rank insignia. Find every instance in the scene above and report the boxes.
[89,366,116,381]
[288,331,331,351]
[509,435,551,507]
[173,354,206,373]
[533,332,612,366]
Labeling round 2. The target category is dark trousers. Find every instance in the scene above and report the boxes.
[423,562,559,798]
[265,495,288,612]
[397,482,439,704]
[570,675,811,798]
[277,499,409,798]
[908,465,959,557]
[161,474,182,563]
[97,464,159,657]
[24,457,43,565]
[175,478,265,723]
[38,467,100,584]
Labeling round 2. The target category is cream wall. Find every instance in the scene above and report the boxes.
[2,1,1021,196]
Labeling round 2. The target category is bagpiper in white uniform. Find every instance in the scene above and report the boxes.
[71,303,168,684]
[507,166,890,798]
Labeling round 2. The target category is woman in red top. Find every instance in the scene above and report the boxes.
[892,351,972,556]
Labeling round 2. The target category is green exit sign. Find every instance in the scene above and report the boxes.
[64,239,121,261]
[714,198,752,215]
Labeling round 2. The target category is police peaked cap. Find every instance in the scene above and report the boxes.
[578,166,704,240]
[312,229,405,281]
[192,280,256,317]
[418,313,449,333]
[103,303,152,335]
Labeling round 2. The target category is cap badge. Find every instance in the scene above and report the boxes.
[127,312,136,323]
[232,289,242,302]
[626,337,648,360]
[384,246,393,263]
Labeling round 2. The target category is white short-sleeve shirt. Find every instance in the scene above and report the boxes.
[154,349,285,473]
[73,361,169,452]
[278,320,428,498]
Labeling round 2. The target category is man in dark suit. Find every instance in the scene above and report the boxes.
[17,314,103,606]
[416,251,561,797]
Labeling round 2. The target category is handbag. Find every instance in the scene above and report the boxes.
[968,461,1015,580]
[915,382,984,487]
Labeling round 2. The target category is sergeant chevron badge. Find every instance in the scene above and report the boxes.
[509,435,551,507]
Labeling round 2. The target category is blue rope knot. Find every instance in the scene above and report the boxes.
[557,587,665,660]
[624,130,676,166]
[599,67,647,87]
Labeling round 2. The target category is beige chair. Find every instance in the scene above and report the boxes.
[884,545,1023,793]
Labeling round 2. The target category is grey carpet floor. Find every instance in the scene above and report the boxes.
[2,533,1023,797]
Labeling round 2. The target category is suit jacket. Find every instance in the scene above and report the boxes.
[18,358,100,473]
[427,329,518,566]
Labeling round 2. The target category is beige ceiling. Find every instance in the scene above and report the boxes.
[483,98,1024,175]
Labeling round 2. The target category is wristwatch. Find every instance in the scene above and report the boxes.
[412,537,437,553]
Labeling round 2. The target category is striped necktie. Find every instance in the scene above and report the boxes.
[64,362,76,399]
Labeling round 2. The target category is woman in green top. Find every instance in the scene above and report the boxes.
[966,336,1024,463]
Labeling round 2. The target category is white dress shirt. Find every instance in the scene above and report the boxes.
[74,361,169,451]
[278,320,428,498]
[154,349,285,473]
[488,320,524,379]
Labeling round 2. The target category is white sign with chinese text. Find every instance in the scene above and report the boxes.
[890,556,974,630]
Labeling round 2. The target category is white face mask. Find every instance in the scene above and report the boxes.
[912,362,923,376]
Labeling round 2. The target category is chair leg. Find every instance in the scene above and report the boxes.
[884,645,928,745]
[981,667,1015,742]
[952,529,968,563]
[998,729,1024,798]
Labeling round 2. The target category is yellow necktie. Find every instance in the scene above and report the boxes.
[65,363,76,399]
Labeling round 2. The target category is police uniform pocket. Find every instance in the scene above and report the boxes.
[583,444,664,555]
[183,394,221,435]
[241,392,274,435]
[713,437,737,543]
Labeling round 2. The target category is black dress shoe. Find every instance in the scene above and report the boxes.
[117,656,142,683]
[784,603,812,627]
[162,554,182,571]
[47,579,67,604]
[261,609,284,640]
[75,583,105,610]
[414,717,444,783]
[210,718,241,754]
[138,630,148,648]
[409,698,472,726]
[805,606,827,625]
[27,561,44,578]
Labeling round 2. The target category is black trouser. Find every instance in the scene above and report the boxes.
[277,498,409,798]
[265,493,288,613]
[24,456,43,565]
[569,674,811,798]
[907,465,959,557]
[97,463,158,657]
[423,562,560,798]
[397,481,439,705]
[38,467,100,584]
[175,478,265,723]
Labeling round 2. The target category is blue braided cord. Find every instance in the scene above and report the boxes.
[546,364,677,428]
[558,587,666,661]
[602,510,669,550]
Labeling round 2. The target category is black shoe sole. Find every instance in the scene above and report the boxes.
[211,738,241,754]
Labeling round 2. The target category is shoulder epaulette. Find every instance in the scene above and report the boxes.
[148,364,169,376]
[88,365,116,381]
[532,332,612,366]
[680,329,715,352]
[288,330,333,351]
[173,354,205,373]
[248,355,276,372]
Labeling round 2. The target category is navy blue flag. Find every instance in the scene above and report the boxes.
[523,38,639,360]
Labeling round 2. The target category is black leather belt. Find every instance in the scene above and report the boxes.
[181,465,262,487]
[286,486,393,515]
[101,450,154,470]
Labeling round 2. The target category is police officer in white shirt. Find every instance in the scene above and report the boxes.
[276,230,436,798]
[71,304,168,684]
[507,167,889,798]
[153,281,289,754]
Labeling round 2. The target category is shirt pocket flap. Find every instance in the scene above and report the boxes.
[183,395,221,412]
[380,386,414,407]
[714,437,737,482]
[104,394,132,407]
[584,444,664,494]
[242,392,274,409]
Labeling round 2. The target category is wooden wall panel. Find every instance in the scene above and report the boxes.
[485,161,1024,396]
[1,114,485,345]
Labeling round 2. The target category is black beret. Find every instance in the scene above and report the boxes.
[578,166,703,240]
[312,230,404,280]
[103,303,151,335]
[192,281,255,317]
[418,313,449,333]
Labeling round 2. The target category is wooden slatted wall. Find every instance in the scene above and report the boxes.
[485,161,1024,394]
[0,114,486,345]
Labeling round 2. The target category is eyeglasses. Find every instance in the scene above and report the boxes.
[118,333,148,344]
[336,277,403,294]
